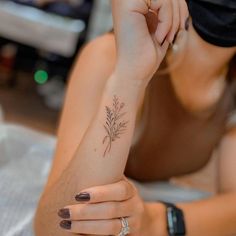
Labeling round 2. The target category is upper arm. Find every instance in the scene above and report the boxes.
[45,33,116,189]
[218,127,236,193]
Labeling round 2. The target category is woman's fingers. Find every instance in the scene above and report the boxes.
[59,198,135,221]
[179,0,189,30]
[152,0,173,44]
[160,40,170,55]
[58,177,145,235]
[167,0,180,42]
[75,179,135,203]
[59,217,135,235]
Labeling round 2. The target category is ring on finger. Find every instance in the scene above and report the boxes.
[117,217,130,236]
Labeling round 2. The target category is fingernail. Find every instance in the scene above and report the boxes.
[60,220,71,230]
[185,17,190,31]
[75,192,90,202]
[58,208,70,219]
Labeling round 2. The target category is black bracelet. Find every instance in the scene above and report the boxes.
[159,201,186,236]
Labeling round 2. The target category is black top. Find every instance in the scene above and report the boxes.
[188,0,236,47]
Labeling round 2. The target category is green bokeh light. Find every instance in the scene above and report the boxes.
[34,70,48,84]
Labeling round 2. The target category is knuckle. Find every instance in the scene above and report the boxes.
[124,182,132,197]
[120,181,130,198]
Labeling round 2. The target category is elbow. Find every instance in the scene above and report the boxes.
[33,192,69,236]
[33,193,56,236]
[34,195,47,236]
[34,209,42,236]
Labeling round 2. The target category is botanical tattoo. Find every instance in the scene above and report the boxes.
[102,95,128,157]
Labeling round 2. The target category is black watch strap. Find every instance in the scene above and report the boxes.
[159,201,186,236]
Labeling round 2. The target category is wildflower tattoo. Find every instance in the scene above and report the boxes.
[103,95,128,157]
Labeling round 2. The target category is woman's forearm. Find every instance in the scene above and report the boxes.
[34,70,147,235]
[178,193,236,236]
[35,0,174,233]
[150,193,236,236]
[68,71,146,186]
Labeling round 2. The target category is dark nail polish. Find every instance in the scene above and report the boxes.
[58,208,70,219]
[75,192,90,202]
[60,220,71,230]
[185,17,190,31]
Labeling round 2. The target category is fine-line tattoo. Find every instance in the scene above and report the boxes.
[103,95,128,157]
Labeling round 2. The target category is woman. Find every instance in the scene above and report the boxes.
[35,0,236,235]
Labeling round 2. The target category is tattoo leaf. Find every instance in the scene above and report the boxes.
[102,95,128,157]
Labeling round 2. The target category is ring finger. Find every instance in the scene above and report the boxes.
[60,217,134,235]
[61,199,134,221]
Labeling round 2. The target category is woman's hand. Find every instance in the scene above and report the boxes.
[58,177,162,235]
[112,0,189,84]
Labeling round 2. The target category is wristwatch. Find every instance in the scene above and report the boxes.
[160,201,186,236]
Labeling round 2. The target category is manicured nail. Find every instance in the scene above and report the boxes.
[75,192,90,202]
[60,220,71,230]
[58,208,70,219]
[185,17,190,31]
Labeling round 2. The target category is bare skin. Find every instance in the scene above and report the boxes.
[34,1,236,234]
[125,22,236,181]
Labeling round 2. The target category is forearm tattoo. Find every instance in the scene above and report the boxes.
[102,95,128,157]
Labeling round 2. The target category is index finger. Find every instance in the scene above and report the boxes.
[75,179,135,203]
[150,0,173,44]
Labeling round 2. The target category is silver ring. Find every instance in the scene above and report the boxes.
[118,217,130,236]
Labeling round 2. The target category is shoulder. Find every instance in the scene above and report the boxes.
[79,33,116,65]
[69,33,116,84]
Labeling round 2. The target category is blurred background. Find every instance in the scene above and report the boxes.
[0,0,113,134]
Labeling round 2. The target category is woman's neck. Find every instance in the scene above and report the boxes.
[169,23,236,117]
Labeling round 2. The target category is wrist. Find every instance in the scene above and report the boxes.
[113,64,151,89]
[104,70,147,108]
[145,202,168,236]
